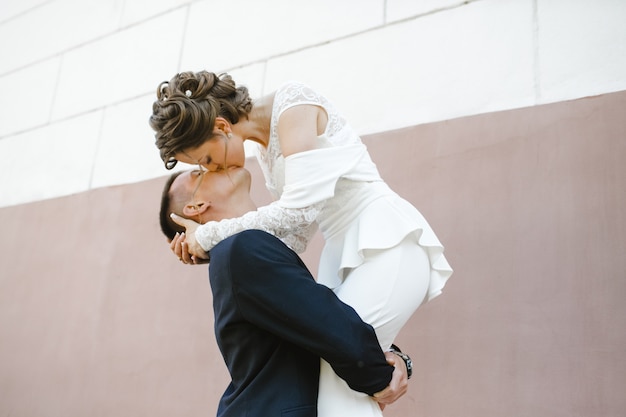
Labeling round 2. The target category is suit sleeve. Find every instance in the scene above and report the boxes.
[213,230,393,396]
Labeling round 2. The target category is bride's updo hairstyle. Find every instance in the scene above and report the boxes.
[150,71,253,169]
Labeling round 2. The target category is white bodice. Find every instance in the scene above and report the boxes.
[196,81,382,254]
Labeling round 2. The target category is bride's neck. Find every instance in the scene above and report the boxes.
[247,94,274,147]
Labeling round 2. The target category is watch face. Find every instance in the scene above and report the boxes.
[390,347,413,378]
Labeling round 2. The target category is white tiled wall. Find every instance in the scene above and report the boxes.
[264,0,537,133]
[90,94,166,189]
[0,58,60,137]
[0,0,625,207]
[0,0,125,75]
[181,0,384,72]
[0,112,103,207]
[51,8,187,121]
[538,0,626,102]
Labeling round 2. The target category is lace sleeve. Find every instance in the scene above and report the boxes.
[279,222,319,254]
[195,201,323,253]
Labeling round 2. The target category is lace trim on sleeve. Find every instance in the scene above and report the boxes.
[274,82,345,139]
[196,202,323,253]
[279,222,319,254]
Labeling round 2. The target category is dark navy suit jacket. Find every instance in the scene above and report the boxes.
[208,230,393,417]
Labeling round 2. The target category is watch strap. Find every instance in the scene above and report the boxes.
[389,344,413,379]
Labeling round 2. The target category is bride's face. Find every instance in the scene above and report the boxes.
[174,132,246,172]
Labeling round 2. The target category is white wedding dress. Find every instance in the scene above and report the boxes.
[196,82,453,416]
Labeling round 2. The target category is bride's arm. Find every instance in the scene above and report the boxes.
[195,202,323,253]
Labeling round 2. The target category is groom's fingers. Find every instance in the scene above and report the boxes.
[373,352,408,404]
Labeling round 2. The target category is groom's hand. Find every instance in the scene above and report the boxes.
[372,351,409,408]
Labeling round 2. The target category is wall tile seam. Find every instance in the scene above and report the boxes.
[48,53,64,125]
[384,0,486,24]
[196,0,487,75]
[0,3,194,79]
[532,0,541,104]
[0,0,51,25]
[176,6,192,73]
[87,109,108,190]
[0,91,151,142]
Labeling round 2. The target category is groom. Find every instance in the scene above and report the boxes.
[160,167,408,416]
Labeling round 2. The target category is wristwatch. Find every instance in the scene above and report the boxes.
[389,344,413,379]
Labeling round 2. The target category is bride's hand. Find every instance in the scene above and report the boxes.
[170,214,210,264]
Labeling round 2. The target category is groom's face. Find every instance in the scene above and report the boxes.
[169,166,255,223]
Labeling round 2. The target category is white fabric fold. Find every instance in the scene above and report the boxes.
[280,142,381,208]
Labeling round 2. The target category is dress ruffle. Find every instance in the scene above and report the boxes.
[317,189,452,303]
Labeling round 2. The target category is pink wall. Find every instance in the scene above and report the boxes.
[1,91,625,416]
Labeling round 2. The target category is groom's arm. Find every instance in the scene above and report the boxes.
[214,230,393,396]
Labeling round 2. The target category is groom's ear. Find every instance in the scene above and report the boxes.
[182,200,211,217]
